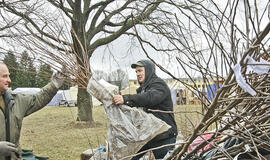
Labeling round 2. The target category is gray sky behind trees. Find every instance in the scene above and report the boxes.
[90,0,270,80]
[0,0,269,80]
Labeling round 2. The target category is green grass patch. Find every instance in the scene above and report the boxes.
[21,106,107,160]
[174,105,204,137]
[21,105,205,159]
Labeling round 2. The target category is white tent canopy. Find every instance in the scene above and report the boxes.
[46,90,73,106]
[47,91,63,106]
[12,87,77,106]
[12,88,41,94]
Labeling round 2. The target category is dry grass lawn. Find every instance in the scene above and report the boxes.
[20,105,203,160]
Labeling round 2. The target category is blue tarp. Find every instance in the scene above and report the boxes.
[206,84,222,100]
[47,92,63,106]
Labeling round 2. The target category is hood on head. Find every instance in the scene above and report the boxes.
[132,59,157,86]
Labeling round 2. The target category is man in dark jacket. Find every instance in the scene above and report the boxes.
[0,62,64,160]
[113,59,178,160]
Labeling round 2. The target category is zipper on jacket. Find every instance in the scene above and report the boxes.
[0,105,11,160]
[0,106,9,138]
[5,112,11,160]
[3,93,11,160]
[5,108,10,142]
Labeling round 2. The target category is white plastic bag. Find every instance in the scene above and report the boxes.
[87,77,170,160]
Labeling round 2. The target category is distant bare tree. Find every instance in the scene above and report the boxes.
[108,69,129,91]
[92,70,108,81]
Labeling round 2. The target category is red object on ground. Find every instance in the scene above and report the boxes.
[188,133,213,153]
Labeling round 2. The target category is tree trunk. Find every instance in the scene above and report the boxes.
[77,87,93,122]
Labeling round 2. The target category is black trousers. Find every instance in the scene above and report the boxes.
[131,135,177,160]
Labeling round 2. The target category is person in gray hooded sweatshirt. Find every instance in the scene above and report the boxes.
[113,59,178,160]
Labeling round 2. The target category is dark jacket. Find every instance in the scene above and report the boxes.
[123,59,178,141]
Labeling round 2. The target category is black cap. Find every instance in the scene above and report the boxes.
[131,61,144,68]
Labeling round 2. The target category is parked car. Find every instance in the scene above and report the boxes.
[59,100,77,107]
[69,100,77,107]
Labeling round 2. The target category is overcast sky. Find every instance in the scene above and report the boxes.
[90,0,270,80]
[90,35,175,80]
[1,0,269,81]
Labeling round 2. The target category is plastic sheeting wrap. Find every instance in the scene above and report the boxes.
[87,77,170,160]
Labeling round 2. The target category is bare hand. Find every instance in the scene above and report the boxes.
[113,95,124,105]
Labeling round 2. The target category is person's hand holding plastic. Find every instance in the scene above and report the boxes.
[0,141,19,156]
[113,95,124,105]
[51,71,65,89]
